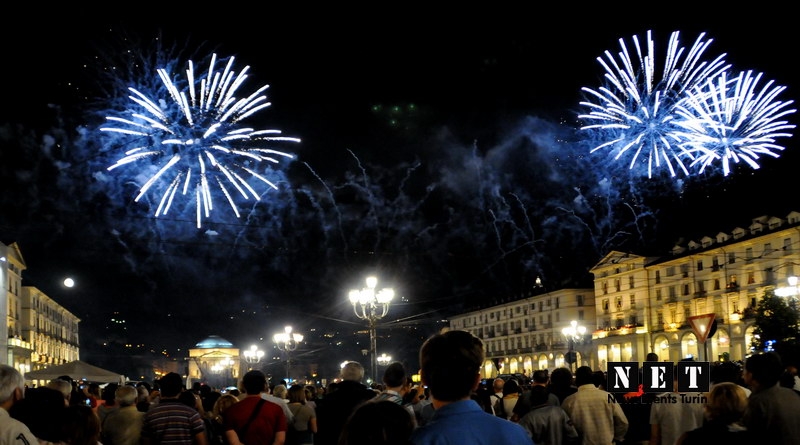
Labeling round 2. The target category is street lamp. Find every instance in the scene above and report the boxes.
[243,345,264,367]
[349,276,394,383]
[776,276,800,298]
[561,320,586,371]
[273,326,303,384]
[377,353,392,367]
[211,358,236,388]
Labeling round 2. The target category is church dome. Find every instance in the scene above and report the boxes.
[195,335,234,349]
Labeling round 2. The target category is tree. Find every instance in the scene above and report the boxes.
[751,290,800,366]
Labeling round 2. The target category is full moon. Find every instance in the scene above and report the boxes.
[63,278,75,288]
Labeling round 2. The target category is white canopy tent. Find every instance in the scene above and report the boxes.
[23,360,125,384]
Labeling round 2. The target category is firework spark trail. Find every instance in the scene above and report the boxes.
[303,162,349,254]
[579,30,729,178]
[675,70,796,176]
[101,53,299,228]
[338,150,386,253]
[510,192,537,240]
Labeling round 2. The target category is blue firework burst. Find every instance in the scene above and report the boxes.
[579,30,729,178]
[101,53,299,228]
[675,70,796,176]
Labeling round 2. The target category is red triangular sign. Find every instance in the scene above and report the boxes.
[688,313,716,343]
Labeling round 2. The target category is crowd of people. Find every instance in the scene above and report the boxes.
[2,330,800,445]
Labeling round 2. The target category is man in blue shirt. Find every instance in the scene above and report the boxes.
[410,330,534,445]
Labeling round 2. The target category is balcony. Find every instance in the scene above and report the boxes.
[510,347,533,354]
[7,336,32,350]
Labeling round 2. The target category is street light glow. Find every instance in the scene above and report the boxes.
[243,344,264,364]
[349,275,394,382]
[562,320,586,371]
[274,326,303,383]
[776,276,800,297]
[377,353,392,366]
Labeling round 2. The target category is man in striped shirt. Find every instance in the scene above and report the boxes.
[142,372,207,445]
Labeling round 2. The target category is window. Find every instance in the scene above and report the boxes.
[616,296,623,309]
[745,247,753,264]
[747,271,755,284]
[712,256,720,271]
[615,279,621,292]
[656,289,662,301]
[764,267,775,286]
[629,276,635,289]
[555,312,560,322]
[602,282,608,294]
[714,278,720,290]
[602,299,610,311]
[578,310,584,320]
[697,260,703,271]
[576,295,584,306]
[666,266,675,277]
[728,252,736,264]
[784,238,792,253]
[655,270,661,284]
[669,286,677,299]
[683,284,690,296]
[764,243,773,256]
[696,281,705,293]
[555,297,560,309]
[657,311,664,326]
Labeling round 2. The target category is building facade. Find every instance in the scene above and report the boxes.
[1,241,80,375]
[187,335,242,389]
[449,288,596,378]
[449,211,800,374]
[20,287,80,368]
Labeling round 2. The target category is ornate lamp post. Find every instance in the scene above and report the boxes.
[349,276,394,383]
[243,345,264,370]
[561,320,586,371]
[273,326,303,384]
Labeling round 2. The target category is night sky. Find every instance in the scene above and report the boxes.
[2,10,797,373]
